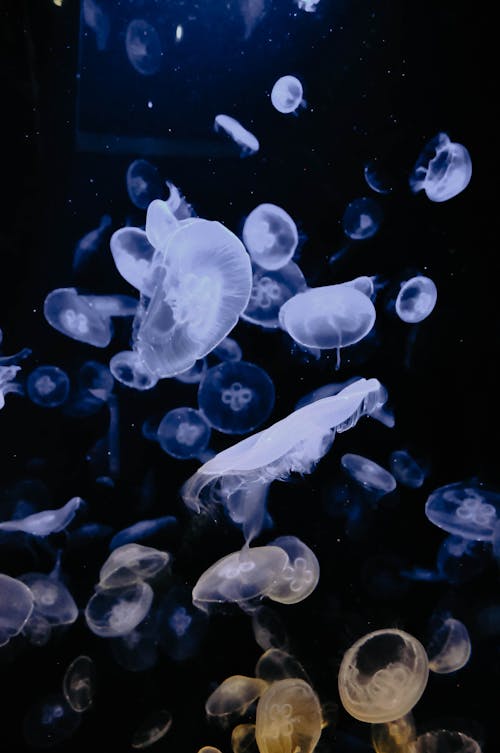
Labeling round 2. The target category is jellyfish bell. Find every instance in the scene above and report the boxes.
[427,616,471,674]
[389,450,427,489]
[131,709,172,749]
[425,481,500,541]
[109,351,158,391]
[371,713,416,753]
[109,515,178,551]
[364,158,393,195]
[342,197,383,240]
[255,678,322,753]
[341,454,397,501]
[0,496,84,536]
[63,656,96,713]
[241,261,307,329]
[214,114,260,156]
[265,536,320,605]
[0,573,34,646]
[110,227,155,294]
[99,543,170,589]
[19,572,78,626]
[157,407,212,459]
[205,675,267,718]
[255,648,311,684]
[44,288,113,347]
[409,730,481,753]
[125,20,162,77]
[212,337,242,363]
[271,75,305,114]
[395,275,437,324]
[409,132,472,202]
[26,365,70,408]
[242,203,299,271]
[85,581,154,638]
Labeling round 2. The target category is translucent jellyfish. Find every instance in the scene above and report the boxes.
[338,628,429,723]
[73,214,111,272]
[110,227,155,294]
[0,363,23,409]
[341,454,397,500]
[157,585,208,661]
[157,407,212,459]
[265,536,319,605]
[364,158,393,195]
[295,0,321,11]
[252,606,289,652]
[198,748,223,753]
[409,730,481,753]
[111,616,159,672]
[126,158,163,209]
[241,261,307,329]
[425,481,500,541]
[395,275,437,324]
[63,656,96,712]
[20,572,78,625]
[131,710,172,749]
[0,573,34,646]
[255,649,310,684]
[371,713,416,753]
[23,694,81,749]
[427,616,471,674]
[213,337,242,363]
[99,543,170,589]
[0,496,83,536]
[175,358,208,384]
[255,678,322,753]
[109,351,158,391]
[125,20,162,76]
[133,219,252,378]
[232,724,257,753]
[85,581,154,637]
[109,515,178,551]
[26,366,70,408]
[242,204,298,271]
[205,675,267,718]
[409,132,472,202]
[342,197,383,240]
[83,0,109,51]
[214,114,259,156]
[22,611,52,647]
[271,76,305,115]
[389,450,426,489]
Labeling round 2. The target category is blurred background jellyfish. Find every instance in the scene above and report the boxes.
[157,584,208,661]
[364,158,393,195]
[85,581,154,637]
[131,709,172,749]
[26,366,70,408]
[270,75,305,114]
[212,337,242,363]
[125,20,162,77]
[296,0,321,11]
[0,573,34,646]
[341,453,397,503]
[255,678,322,753]
[72,214,111,272]
[175,359,208,385]
[342,197,383,240]
[109,515,178,551]
[126,159,163,209]
[63,655,96,713]
[241,261,307,329]
[23,694,81,749]
[410,730,481,753]
[425,481,500,541]
[389,450,427,488]
[214,114,260,156]
[242,203,299,270]
[19,568,78,627]
[157,407,212,459]
[409,132,472,202]
[426,615,471,674]
[371,713,416,753]
[82,0,109,52]
[395,275,437,323]
[205,675,267,719]
[0,496,83,536]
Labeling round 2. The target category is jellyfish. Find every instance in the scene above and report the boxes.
[0,496,83,536]
[22,611,52,647]
[270,76,305,115]
[265,536,320,605]
[0,344,31,408]
[109,515,178,551]
[26,365,70,408]
[409,132,472,202]
[83,0,109,51]
[241,261,307,329]
[198,748,223,753]
[371,713,416,753]
[214,114,259,156]
[242,203,299,271]
[389,450,427,489]
[364,159,393,195]
[232,724,257,753]
[23,694,81,749]
[255,649,311,684]
[19,571,78,626]
[99,543,170,589]
[0,573,34,646]
[213,337,243,363]
[342,197,383,240]
[175,359,208,384]
[426,616,471,674]
[110,227,155,294]
[425,481,500,541]
[109,351,158,391]
[395,275,437,324]
[63,360,115,417]
[73,214,112,272]
[85,581,154,637]
[255,678,322,753]
[63,656,96,712]
[157,407,212,459]
[131,710,172,749]
[409,730,481,753]
[157,585,208,661]
[252,606,289,652]
[125,20,162,76]
[126,159,163,209]
[341,454,397,501]
[205,675,267,718]
[338,628,429,723]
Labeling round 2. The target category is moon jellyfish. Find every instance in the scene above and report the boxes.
[157,585,208,661]
[20,572,78,625]
[27,366,70,408]
[255,678,322,753]
[131,710,172,749]
[85,581,154,637]
[110,351,158,391]
[73,214,111,272]
[125,20,162,76]
[427,617,471,674]
[126,158,163,210]
[296,0,321,11]
[389,450,426,489]
[342,197,383,240]
[99,543,170,589]
[409,132,472,202]
[425,481,500,541]
[213,337,242,363]
[63,656,96,712]
[338,629,429,723]
[271,76,304,115]
[395,275,437,324]
[265,536,319,605]
[198,361,275,435]
[110,515,178,551]
[22,611,52,647]
[242,261,307,329]
[110,227,155,294]
[436,535,490,584]
[0,573,34,646]
[242,204,298,271]
[214,114,259,156]
[111,616,159,671]
[371,713,416,753]
[157,407,212,459]
[205,675,267,718]
[409,730,481,753]
[341,454,397,500]
[0,496,83,536]
[255,649,310,684]
[23,694,81,749]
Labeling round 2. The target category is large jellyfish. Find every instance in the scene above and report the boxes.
[242,203,299,271]
[0,574,34,646]
[255,678,322,753]
[26,365,70,408]
[342,197,383,240]
[409,132,472,202]
[241,261,307,329]
[265,536,320,605]
[395,275,437,324]
[425,481,500,541]
[85,582,154,637]
[0,496,83,536]
[214,115,260,156]
[125,20,162,76]
[270,75,305,114]
[63,656,96,712]
[426,616,471,674]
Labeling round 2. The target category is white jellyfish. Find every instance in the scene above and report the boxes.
[109,350,158,391]
[20,571,78,626]
[205,675,267,718]
[270,76,305,114]
[410,132,472,202]
[110,227,155,295]
[85,581,154,637]
[214,114,259,156]
[265,536,320,605]
[99,543,170,589]
[427,616,471,674]
[0,496,83,536]
[242,203,299,270]
[425,481,500,541]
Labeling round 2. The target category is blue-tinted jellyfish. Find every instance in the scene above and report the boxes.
[0,573,34,646]
[395,275,437,324]
[206,675,267,718]
[241,261,307,329]
[110,515,178,551]
[213,337,242,363]
[411,730,480,753]
[126,159,163,209]
[110,351,158,391]
[341,454,397,501]
[296,0,321,10]
[78,360,114,400]
[133,219,252,378]
[110,227,155,294]
[157,585,208,661]
[23,694,81,749]
[270,75,305,114]
[131,710,172,749]
[63,655,96,713]
[364,158,393,195]
[342,197,383,240]
[214,114,260,156]
[242,204,299,271]
[26,366,70,408]
[175,359,208,384]
[409,132,472,202]
[265,536,320,605]
[426,615,471,674]
[83,0,109,51]
[22,611,52,647]
[0,496,83,536]
[197,361,275,435]
[425,481,500,541]
[436,534,490,584]
[73,214,111,272]
[99,543,170,589]
[125,20,162,76]
[85,581,154,637]
[157,407,212,459]
[19,571,78,626]
[389,450,427,488]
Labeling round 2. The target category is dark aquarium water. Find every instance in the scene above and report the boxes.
[0,1,496,752]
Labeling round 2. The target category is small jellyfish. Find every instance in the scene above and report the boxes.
[342,197,383,240]
[22,611,52,647]
[110,227,155,294]
[126,159,163,209]
[425,481,500,541]
[157,585,208,661]
[63,656,96,712]
[109,351,158,391]
[410,730,481,753]
[125,20,162,76]
[255,678,322,753]
[338,629,429,723]
[436,535,489,584]
[205,675,267,718]
[23,694,81,749]
[0,573,34,646]
[85,581,154,637]
[83,0,109,51]
[389,450,427,489]
[214,114,259,156]
[271,76,305,115]
[242,204,299,271]
[255,649,310,684]
[364,158,393,195]
[131,710,172,749]
[409,132,472,202]
[20,572,78,626]
[212,337,242,363]
[0,496,83,536]
[395,275,437,324]
[241,261,307,329]
[109,515,178,551]
[27,366,70,408]
[371,713,416,753]
[341,454,397,501]
[73,214,111,272]
[175,359,208,384]
[157,407,212,459]
[99,543,170,589]
[427,616,471,674]
[44,288,121,347]
[265,536,320,605]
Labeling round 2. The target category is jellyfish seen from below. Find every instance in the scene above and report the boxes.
[427,616,471,674]
[198,361,275,435]
[110,227,155,294]
[85,581,154,637]
[214,114,260,156]
[0,496,83,536]
[99,543,170,589]
[265,536,320,605]
[126,159,163,209]
[409,730,481,753]
[125,20,162,76]
[271,76,305,114]
[409,132,472,202]
[110,351,158,391]
[371,713,416,753]
[0,573,34,646]
[255,678,322,753]
[232,724,257,753]
[241,261,307,329]
[63,656,96,713]
[157,585,208,661]
[242,203,299,271]
[252,606,289,652]
[342,197,383,240]
[425,481,500,541]
[131,709,172,749]
[395,276,437,324]
[338,628,429,723]
[157,407,212,459]
[23,694,81,749]
[364,159,393,195]
[205,675,267,718]
[27,366,70,408]
[341,454,397,501]
[20,572,78,626]
[389,450,427,489]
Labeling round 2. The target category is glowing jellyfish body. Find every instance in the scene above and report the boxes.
[342,197,383,240]
[85,581,154,637]
[410,132,472,202]
[242,261,307,329]
[125,20,162,76]
[255,649,310,684]
[205,675,267,718]
[425,481,500,541]
[157,407,212,459]
[197,361,275,435]
[265,536,319,605]
[73,214,111,272]
[364,159,393,195]
[133,219,252,378]
[126,159,163,209]
[341,454,397,499]
[63,656,96,712]
[271,76,304,114]
[395,276,437,324]
[83,0,110,51]
[338,629,429,723]
[110,227,155,294]
[214,114,259,156]
[175,359,208,384]
[20,572,78,625]
[131,710,172,749]
[296,0,320,11]
[110,351,158,391]
[0,573,34,646]
[410,730,481,753]
[23,694,81,749]
[44,288,113,347]
[427,617,471,674]
[99,543,170,589]
[389,450,426,488]
[0,496,83,536]
[242,203,298,271]
[255,678,322,753]
[27,366,70,408]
